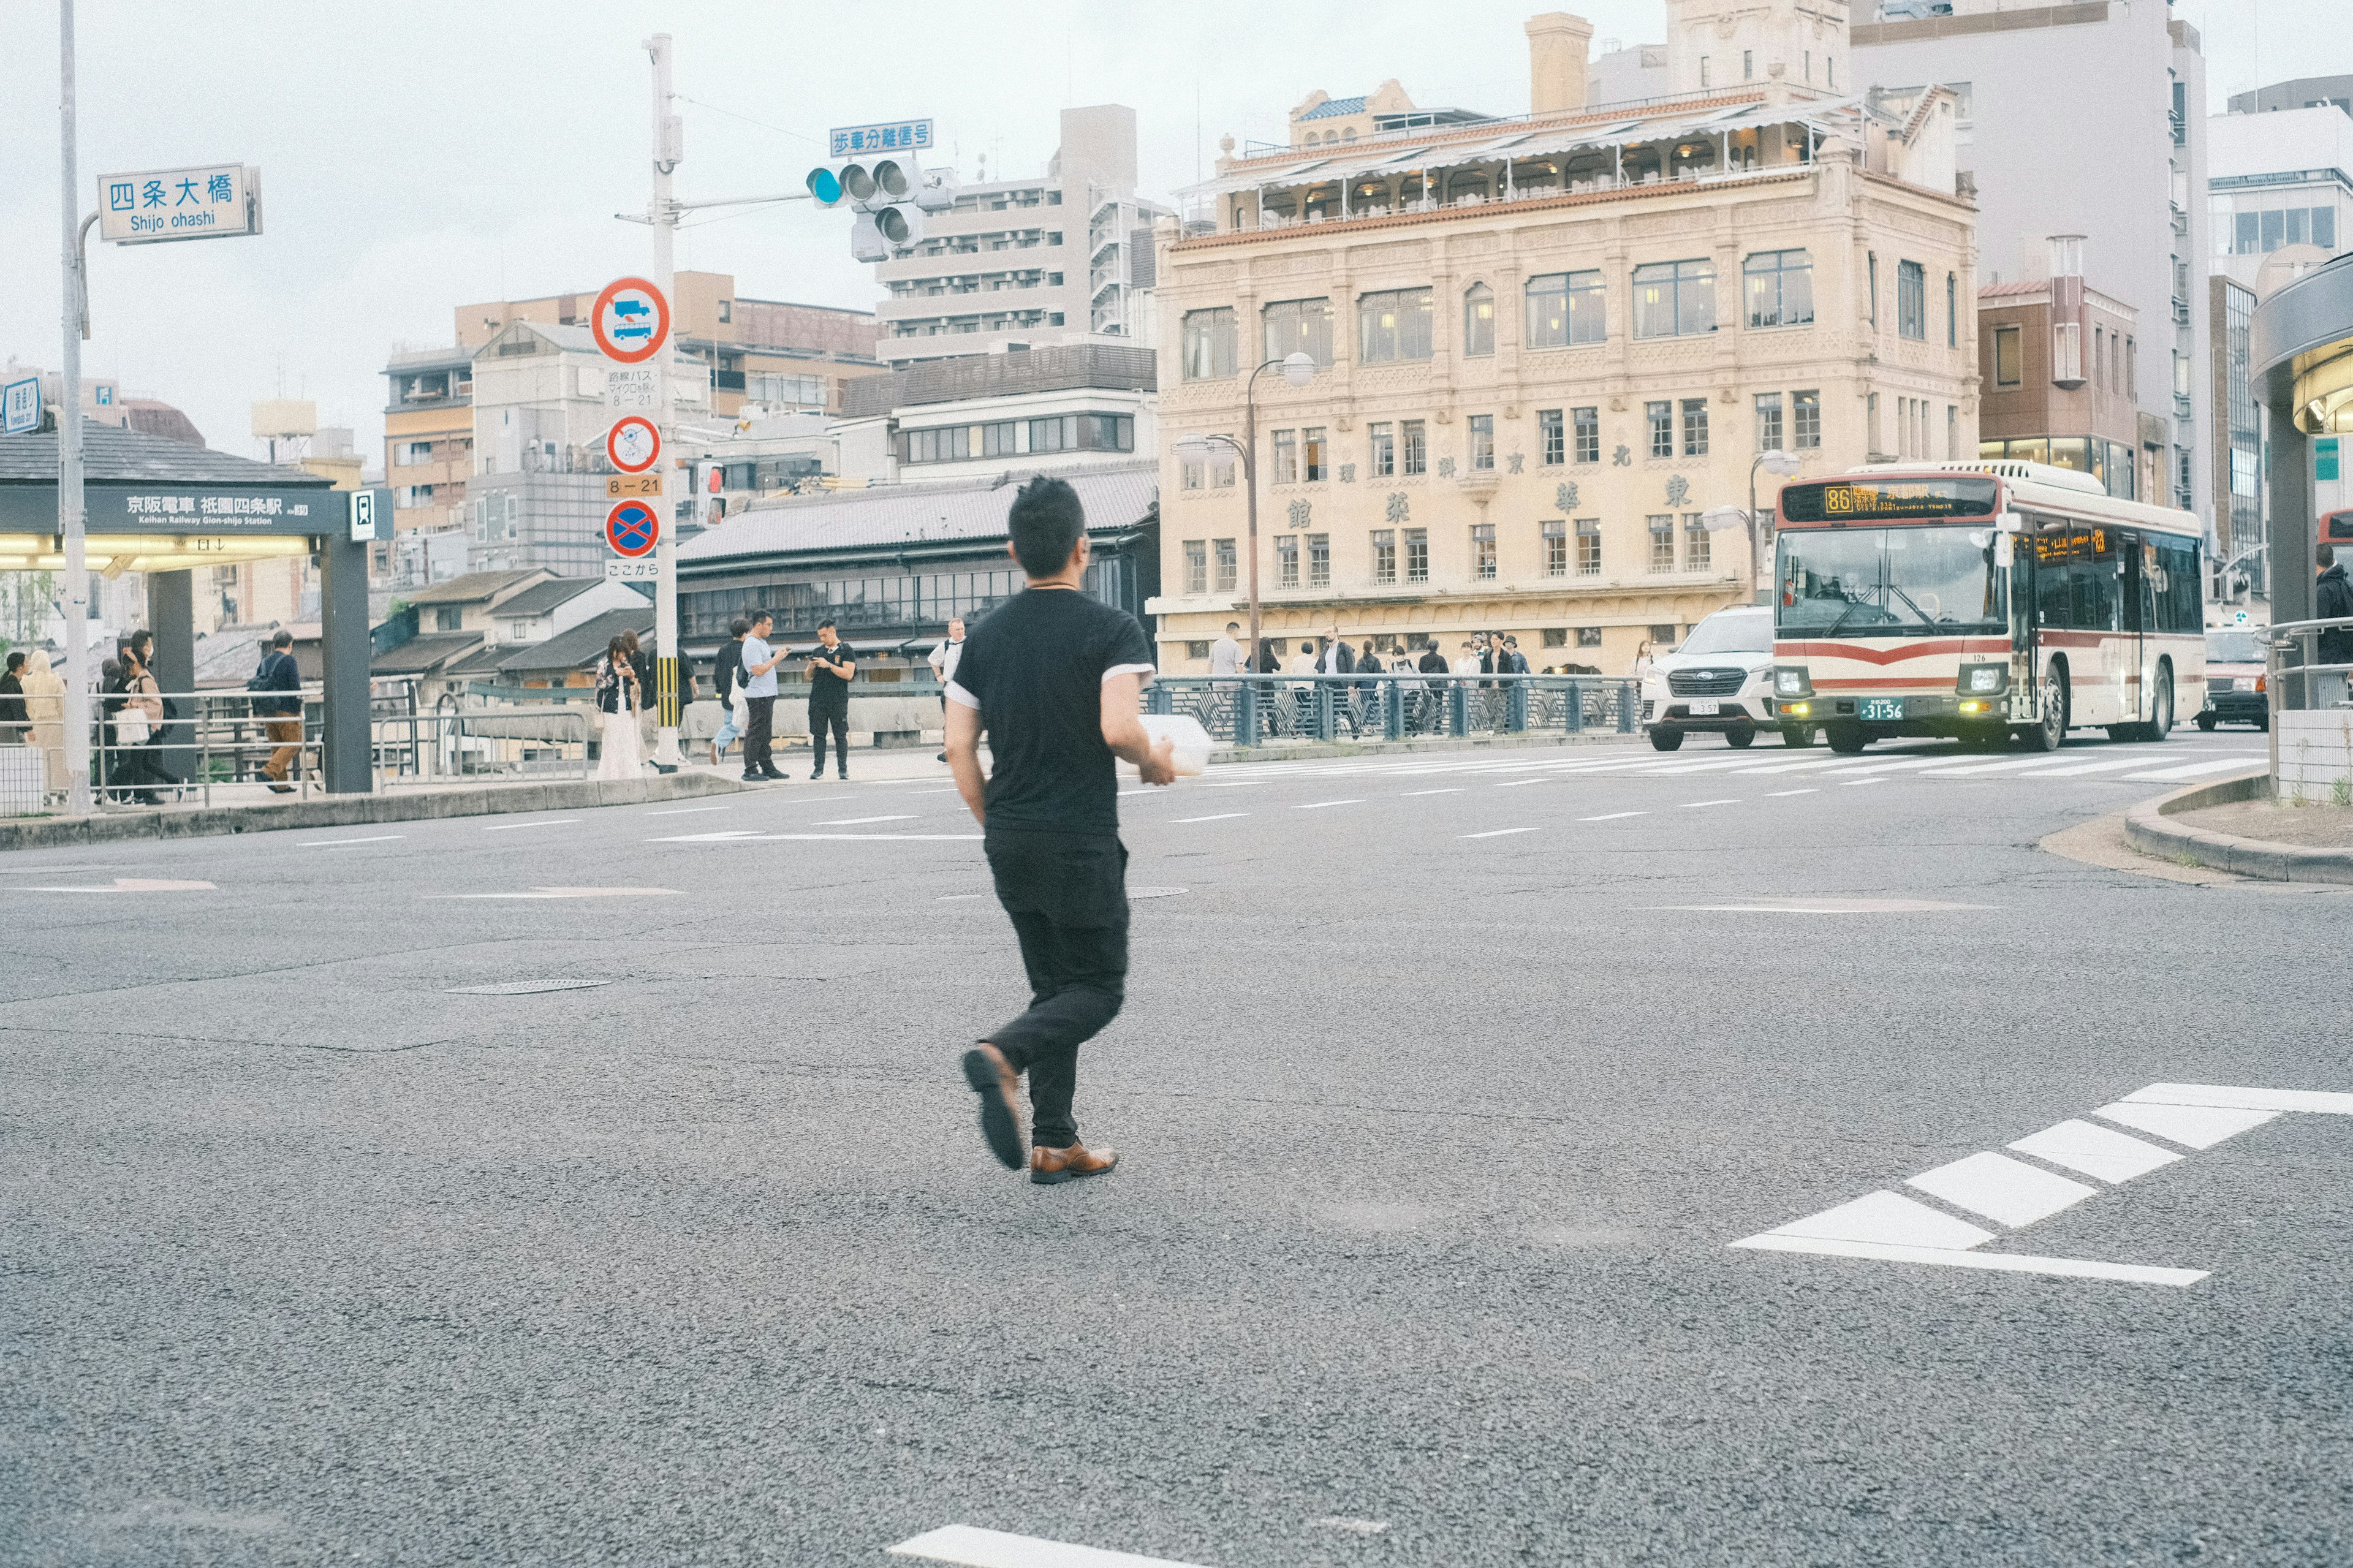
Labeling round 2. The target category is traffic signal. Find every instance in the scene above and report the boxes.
[807,156,957,261]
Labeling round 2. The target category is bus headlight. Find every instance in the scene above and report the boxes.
[1775,666,1813,697]
[1958,664,2008,695]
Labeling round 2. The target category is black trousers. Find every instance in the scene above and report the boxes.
[983,827,1129,1149]
[742,695,776,776]
[809,701,849,773]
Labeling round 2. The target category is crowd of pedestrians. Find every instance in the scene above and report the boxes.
[1203,626,1538,738]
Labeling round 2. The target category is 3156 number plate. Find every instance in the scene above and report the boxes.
[1860,697,1905,722]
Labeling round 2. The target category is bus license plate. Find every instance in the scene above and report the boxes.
[1688,700,1720,715]
[1861,697,1905,722]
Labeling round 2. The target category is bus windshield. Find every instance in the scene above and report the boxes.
[1777,525,2007,637]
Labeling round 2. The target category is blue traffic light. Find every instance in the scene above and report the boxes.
[806,167,843,205]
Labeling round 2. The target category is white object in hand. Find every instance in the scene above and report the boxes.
[1137,713,1210,776]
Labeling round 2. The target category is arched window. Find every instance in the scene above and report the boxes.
[1463,283,1495,357]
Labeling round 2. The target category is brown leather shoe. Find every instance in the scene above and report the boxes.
[960,1043,1024,1170]
[1031,1142,1118,1186]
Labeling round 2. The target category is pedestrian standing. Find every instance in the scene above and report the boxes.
[621,629,660,755]
[1208,621,1243,676]
[928,616,966,762]
[2319,543,2353,706]
[0,652,26,744]
[1504,636,1529,674]
[805,619,855,779]
[20,649,63,795]
[947,475,1173,1185]
[595,634,645,779]
[112,641,176,805]
[248,629,304,794]
[710,617,748,767]
[1416,639,1449,734]
[738,610,788,782]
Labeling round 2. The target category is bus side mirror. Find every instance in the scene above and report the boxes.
[1994,535,2014,569]
[1996,511,2023,535]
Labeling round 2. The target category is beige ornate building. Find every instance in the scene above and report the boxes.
[1150,6,1979,676]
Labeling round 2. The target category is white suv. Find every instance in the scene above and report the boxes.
[1639,606,1778,752]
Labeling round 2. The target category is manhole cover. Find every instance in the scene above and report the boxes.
[446,979,615,996]
[1130,886,1188,899]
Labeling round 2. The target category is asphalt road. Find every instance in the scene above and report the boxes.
[3,727,2346,1567]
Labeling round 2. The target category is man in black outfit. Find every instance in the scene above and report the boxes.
[947,476,1174,1185]
[2319,543,2353,706]
[805,618,854,779]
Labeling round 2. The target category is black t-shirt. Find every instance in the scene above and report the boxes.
[713,638,744,702]
[1417,650,1449,674]
[949,587,1154,835]
[806,642,854,705]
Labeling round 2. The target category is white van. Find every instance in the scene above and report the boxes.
[1639,605,1781,752]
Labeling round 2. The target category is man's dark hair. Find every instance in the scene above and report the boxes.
[5,652,23,673]
[751,609,773,626]
[2323,543,2338,569]
[817,616,837,631]
[1226,621,1240,632]
[729,616,749,637]
[1007,475,1085,577]
[271,629,293,650]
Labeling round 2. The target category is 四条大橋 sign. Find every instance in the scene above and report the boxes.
[97,165,261,244]
[593,278,670,365]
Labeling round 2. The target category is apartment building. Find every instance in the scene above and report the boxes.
[1851,0,2209,521]
[2208,97,2353,294]
[1977,238,2154,501]
[1151,6,1976,676]
[831,344,1156,487]
[873,106,1169,365]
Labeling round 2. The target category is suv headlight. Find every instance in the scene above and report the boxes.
[1958,664,2008,695]
[1775,666,1813,697]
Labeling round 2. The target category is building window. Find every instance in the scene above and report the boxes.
[1471,523,1496,579]
[1181,459,1204,492]
[1947,273,1958,347]
[1369,422,1395,477]
[1897,260,1927,341]
[1358,287,1434,363]
[1214,538,1237,593]
[1868,252,1879,327]
[1542,518,1568,577]
[1648,514,1677,572]
[1946,404,1958,459]
[1183,539,1207,594]
[2054,320,2082,384]
[1576,625,1604,648]
[1743,48,1754,80]
[1542,627,1568,648]
[1700,55,1711,89]
[1404,528,1429,582]
[1634,260,1716,338]
[1276,534,1300,588]
[1755,393,1783,452]
[1647,400,1673,459]
[1262,297,1333,366]
[1576,520,1602,577]
[1994,326,2022,387]
[1539,409,1564,465]
[1743,250,1814,328]
[1526,270,1606,348]
[1182,308,1237,379]
[1574,406,1600,464]
[1273,429,1299,485]
[435,605,463,632]
[1463,284,1495,357]
[1684,513,1711,570]
[1308,533,1330,588]
[1401,419,1428,475]
[2126,336,2137,392]
[1371,528,1396,583]
[1469,414,1495,471]
[1682,398,1709,456]
[718,299,732,322]
[1303,426,1327,482]
[1792,390,1821,449]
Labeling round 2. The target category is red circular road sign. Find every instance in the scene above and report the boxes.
[605,499,661,558]
[591,276,670,364]
[607,415,661,474]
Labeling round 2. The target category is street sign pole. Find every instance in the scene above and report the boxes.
[58,0,91,816]
[645,32,682,771]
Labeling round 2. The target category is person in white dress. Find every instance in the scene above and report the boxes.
[594,634,645,779]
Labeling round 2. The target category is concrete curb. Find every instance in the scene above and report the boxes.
[2121,770,2353,884]
[0,771,752,854]
[1208,732,1640,765]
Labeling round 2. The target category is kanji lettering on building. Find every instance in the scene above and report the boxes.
[1506,452,1525,474]
[1385,493,1409,523]
[1338,463,1357,483]
[1612,444,1632,468]
[1666,475,1691,507]
[1437,456,1457,478]
[1556,482,1580,511]
[1287,499,1311,528]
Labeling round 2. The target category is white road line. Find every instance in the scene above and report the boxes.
[13,877,216,893]
[1296,799,1362,809]
[1681,798,1739,809]
[1839,756,1962,776]
[1904,1152,2100,1227]
[2007,1119,2182,1183]
[300,835,403,846]
[2010,757,2164,778]
[1630,758,1769,775]
[1730,1233,2209,1287]
[1581,810,1647,821]
[1464,826,1541,838]
[889,1523,1211,1568]
[815,814,916,825]
[1841,778,1887,787]
[645,805,733,816]
[2122,758,2269,782]
[1753,1190,1996,1251]
[1918,757,2086,777]
[1401,787,1462,796]
[2091,1100,2278,1149]
[718,833,980,842]
[482,819,581,831]
[2126,1081,2353,1115]
[1495,778,1552,787]
[1765,788,1818,797]
[1176,813,1248,823]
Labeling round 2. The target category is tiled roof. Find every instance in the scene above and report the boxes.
[371,632,483,676]
[494,608,653,675]
[1298,96,1368,121]
[490,577,605,618]
[679,461,1158,566]
[0,419,338,488]
[404,569,544,607]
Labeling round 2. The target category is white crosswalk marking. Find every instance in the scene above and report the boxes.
[2120,757,2269,782]
[889,1524,1213,1568]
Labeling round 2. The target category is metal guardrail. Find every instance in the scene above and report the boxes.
[371,706,596,788]
[1146,673,1638,746]
[2264,613,2353,782]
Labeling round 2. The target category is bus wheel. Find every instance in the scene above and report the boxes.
[1649,728,1684,752]
[2146,667,2173,741]
[2018,667,2067,752]
[1727,725,1757,749]
[1826,723,1867,754]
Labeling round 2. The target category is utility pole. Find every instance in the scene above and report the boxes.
[645,32,682,770]
[58,0,92,816]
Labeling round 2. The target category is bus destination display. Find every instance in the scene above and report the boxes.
[1779,477,1999,523]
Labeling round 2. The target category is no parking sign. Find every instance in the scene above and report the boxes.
[605,499,661,558]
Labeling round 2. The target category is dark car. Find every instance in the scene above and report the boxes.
[2197,628,2267,730]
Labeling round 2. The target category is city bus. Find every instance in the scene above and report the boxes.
[1768,461,2205,754]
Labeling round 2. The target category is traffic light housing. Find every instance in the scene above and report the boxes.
[807,155,956,260]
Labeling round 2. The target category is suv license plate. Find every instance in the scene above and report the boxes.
[1688,700,1720,715]
[1861,697,1905,722]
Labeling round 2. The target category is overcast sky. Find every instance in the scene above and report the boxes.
[0,0,2336,471]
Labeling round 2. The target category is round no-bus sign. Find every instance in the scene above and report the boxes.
[607,415,661,473]
[592,276,670,364]
[605,499,661,558]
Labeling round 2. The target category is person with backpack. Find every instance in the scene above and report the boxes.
[710,617,748,767]
[247,629,303,793]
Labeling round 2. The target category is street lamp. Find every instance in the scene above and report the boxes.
[1701,450,1803,605]
[1175,350,1317,667]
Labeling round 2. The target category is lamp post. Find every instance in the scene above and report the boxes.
[1175,352,1317,668]
[1702,449,1802,606]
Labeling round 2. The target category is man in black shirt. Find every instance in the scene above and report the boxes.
[710,617,748,767]
[805,618,854,779]
[947,476,1173,1185]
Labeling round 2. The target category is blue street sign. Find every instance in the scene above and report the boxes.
[828,118,934,158]
[1,376,38,437]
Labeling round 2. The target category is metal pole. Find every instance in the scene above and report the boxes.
[1749,454,1762,607]
[1243,379,1262,670]
[646,32,683,770]
[58,0,92,815]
